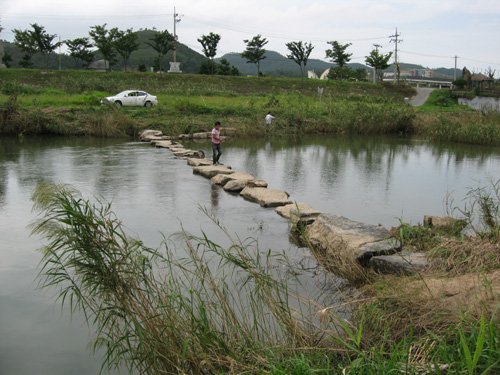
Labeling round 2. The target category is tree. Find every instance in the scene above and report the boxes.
[327,66,354,81]
[2,52,13,68]
[114,28,140,71]
[286,41,314,81]
[29,23,61,69]
[89,24,119,72]
[365,49,393,83]
[325,41,353,80]
[146,29,176,73]
[13,28,37,68]
[325,41,352,67]
[218,58,239,76]
[452,78,467,89]
[241,35,268,77]
[65,37,94,69]
[198,58,239,76]
[197,32,221,75]
[352,68,368,81]
[486,66,496,79]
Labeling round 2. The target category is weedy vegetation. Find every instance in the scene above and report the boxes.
[2,69,499,145]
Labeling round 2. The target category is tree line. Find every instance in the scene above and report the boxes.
[199,32,392,83]
[4,22,393,83]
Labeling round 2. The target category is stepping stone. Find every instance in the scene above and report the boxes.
[152,140,173,148]
[187,158,213,167]
[240,187,292,208]
[275,203,324,225]
[211,171,255,186]
[193,165,234,178]
[246,179,268,188]
[224,179,248,192]
[140,130,164,142]
[173,149,205,159]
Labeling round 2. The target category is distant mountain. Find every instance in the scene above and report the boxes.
[383,63,458,80]
[217,51,367,78]
[218,51,461,79]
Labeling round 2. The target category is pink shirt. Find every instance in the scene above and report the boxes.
[211,128,220,144]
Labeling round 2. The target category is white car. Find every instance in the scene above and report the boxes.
[101,90,158,107]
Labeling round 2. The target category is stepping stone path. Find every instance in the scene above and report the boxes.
[139,129,429,276]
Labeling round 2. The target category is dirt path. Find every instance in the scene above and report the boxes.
[410,87,435,106]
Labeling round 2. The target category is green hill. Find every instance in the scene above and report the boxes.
[217,50,368,78]
[2,30,459,79]
[2,29,206,73]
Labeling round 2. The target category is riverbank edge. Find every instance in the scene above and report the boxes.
[2,99,500,146]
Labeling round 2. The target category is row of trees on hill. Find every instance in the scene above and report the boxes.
[3,21,393,83]
[9,23,179,72]
[197,32,392,82]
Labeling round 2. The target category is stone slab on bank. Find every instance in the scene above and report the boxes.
[370,250,429,275]
[305,213,401,263]
[240,187,292,208]
[357,238,402,264]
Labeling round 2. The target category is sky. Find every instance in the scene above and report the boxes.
[1,0,500,76]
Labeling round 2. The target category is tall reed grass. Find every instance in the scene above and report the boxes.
[30,182,353,374]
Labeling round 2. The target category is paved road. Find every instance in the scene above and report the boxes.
[410,87,435,106]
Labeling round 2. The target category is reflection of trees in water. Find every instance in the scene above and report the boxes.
[428,141,500,169]
[210,183,220,209]
[0,137,135,207]
[0,166,6,208]
[5,134,499,217]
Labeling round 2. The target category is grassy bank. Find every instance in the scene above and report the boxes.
[2,69,500,145]
[31,179,500,374]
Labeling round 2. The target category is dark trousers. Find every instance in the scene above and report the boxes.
[212,142,221,164]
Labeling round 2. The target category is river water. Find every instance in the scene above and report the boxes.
[1,134,499,374]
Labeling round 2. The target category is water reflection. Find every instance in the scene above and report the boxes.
[185,134,500,226]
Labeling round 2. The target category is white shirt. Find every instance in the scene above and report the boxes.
[265,114,275,125]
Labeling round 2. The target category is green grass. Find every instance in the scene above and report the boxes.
[417,89,472,112]
[2,69,500,145]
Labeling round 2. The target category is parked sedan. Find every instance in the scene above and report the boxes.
[101,90,158,107]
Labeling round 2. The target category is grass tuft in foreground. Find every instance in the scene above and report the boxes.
[30,182,500,374]
[30,182,352,374]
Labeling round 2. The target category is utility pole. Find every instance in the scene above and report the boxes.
[173,7,181,63]
[454,55,459,81]
[373,43,382,84]
[58,36,62,71]
[168,7,183,73]
[389,28,402,83]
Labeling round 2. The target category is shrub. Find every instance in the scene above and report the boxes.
[453,78,468,89]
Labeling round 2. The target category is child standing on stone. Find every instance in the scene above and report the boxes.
[211,121,225,165]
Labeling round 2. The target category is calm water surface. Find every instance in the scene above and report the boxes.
[1,134,499,375]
